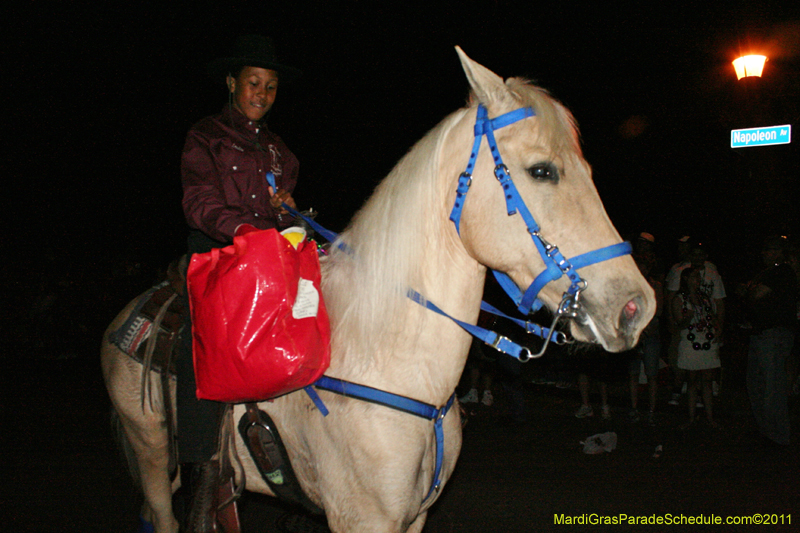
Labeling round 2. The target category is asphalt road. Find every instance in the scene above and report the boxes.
[3,330,798,533]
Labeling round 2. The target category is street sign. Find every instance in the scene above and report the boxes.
[731,124,792,148]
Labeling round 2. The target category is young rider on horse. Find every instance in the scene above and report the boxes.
[178,34,302,532]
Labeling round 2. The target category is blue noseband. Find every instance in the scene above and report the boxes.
[449,104,631,321]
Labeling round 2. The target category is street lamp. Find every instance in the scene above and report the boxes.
[732,55,767,80]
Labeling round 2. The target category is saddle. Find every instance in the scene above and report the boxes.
[111,256,320,530]
[109,256,189,376]
[108,257,189,493]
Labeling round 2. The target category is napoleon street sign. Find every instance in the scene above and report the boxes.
[731,124,792,148]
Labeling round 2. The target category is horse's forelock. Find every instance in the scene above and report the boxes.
[462,78,582,161]
[506,78,583,158]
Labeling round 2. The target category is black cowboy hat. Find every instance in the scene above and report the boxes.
[207,34,302,84]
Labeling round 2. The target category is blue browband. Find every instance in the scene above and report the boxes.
[449,104,632,320]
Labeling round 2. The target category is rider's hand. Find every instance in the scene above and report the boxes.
[268,187,297,214]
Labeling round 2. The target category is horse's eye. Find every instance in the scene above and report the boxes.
[526,163,559,182]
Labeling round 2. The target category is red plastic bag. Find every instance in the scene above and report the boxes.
[187,229,331,402]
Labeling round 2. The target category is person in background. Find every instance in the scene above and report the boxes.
[574,347,616,421]
[628,250,663,425]
[575,372,611,420]
[673,267,722,428]
[665,236,693,406]
[178,34,302,532]
[784,243,800,397]
[460,337,495,407]
[745,236,798,447]
[632,231,664,283]
[665,239,725,406]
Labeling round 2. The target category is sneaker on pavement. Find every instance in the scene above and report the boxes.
[481,390,494,406]
[668,393,680,406]
[574,404,594,418]
[459,388,479,404]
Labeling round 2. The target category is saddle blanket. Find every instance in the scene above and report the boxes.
[108,281,186,376]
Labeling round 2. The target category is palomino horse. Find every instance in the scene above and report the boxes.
[102,48,655,532]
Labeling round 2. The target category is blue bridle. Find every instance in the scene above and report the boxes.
[281,104,632,502]
[449,104,631,351]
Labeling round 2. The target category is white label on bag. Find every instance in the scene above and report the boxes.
[293,278,319,319]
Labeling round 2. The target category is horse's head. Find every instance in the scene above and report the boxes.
[450,47,655,352]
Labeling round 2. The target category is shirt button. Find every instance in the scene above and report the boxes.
[232,165,238,171]
[251,194,257,199]
[254,213,260,217]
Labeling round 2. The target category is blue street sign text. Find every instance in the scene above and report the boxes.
[731,125,792,148]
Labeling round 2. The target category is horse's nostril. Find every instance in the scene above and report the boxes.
[623,300,638,321]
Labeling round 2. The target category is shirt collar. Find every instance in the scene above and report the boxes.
[223,104,268,135]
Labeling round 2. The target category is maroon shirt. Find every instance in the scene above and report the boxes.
[181,106,299,245]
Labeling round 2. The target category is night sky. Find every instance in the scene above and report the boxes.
[8,1,800,290]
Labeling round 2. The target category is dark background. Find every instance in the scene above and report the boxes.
[5,1,799,338]
[3,3,800,531]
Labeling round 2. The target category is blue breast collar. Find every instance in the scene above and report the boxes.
[304,377,455,502]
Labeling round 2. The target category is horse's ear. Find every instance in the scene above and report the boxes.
[455,46,510,106]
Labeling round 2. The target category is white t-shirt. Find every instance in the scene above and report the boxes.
[665,261,726,300]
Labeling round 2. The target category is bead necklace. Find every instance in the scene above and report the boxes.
[682,295,715,351]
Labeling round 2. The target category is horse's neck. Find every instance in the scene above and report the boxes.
[405,249,487,402]
[323,109,483,404]
[329,237,485,406]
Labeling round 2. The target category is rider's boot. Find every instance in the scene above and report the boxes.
[185,460,220,532]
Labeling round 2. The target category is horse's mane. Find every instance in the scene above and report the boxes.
[321,110,463,370]
[321,78,581,370]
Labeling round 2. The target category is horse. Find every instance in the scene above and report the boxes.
[102,47,656,533]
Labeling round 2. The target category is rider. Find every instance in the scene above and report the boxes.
[177,34,302,531]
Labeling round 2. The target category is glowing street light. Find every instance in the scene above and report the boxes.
[732,55,767,80]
